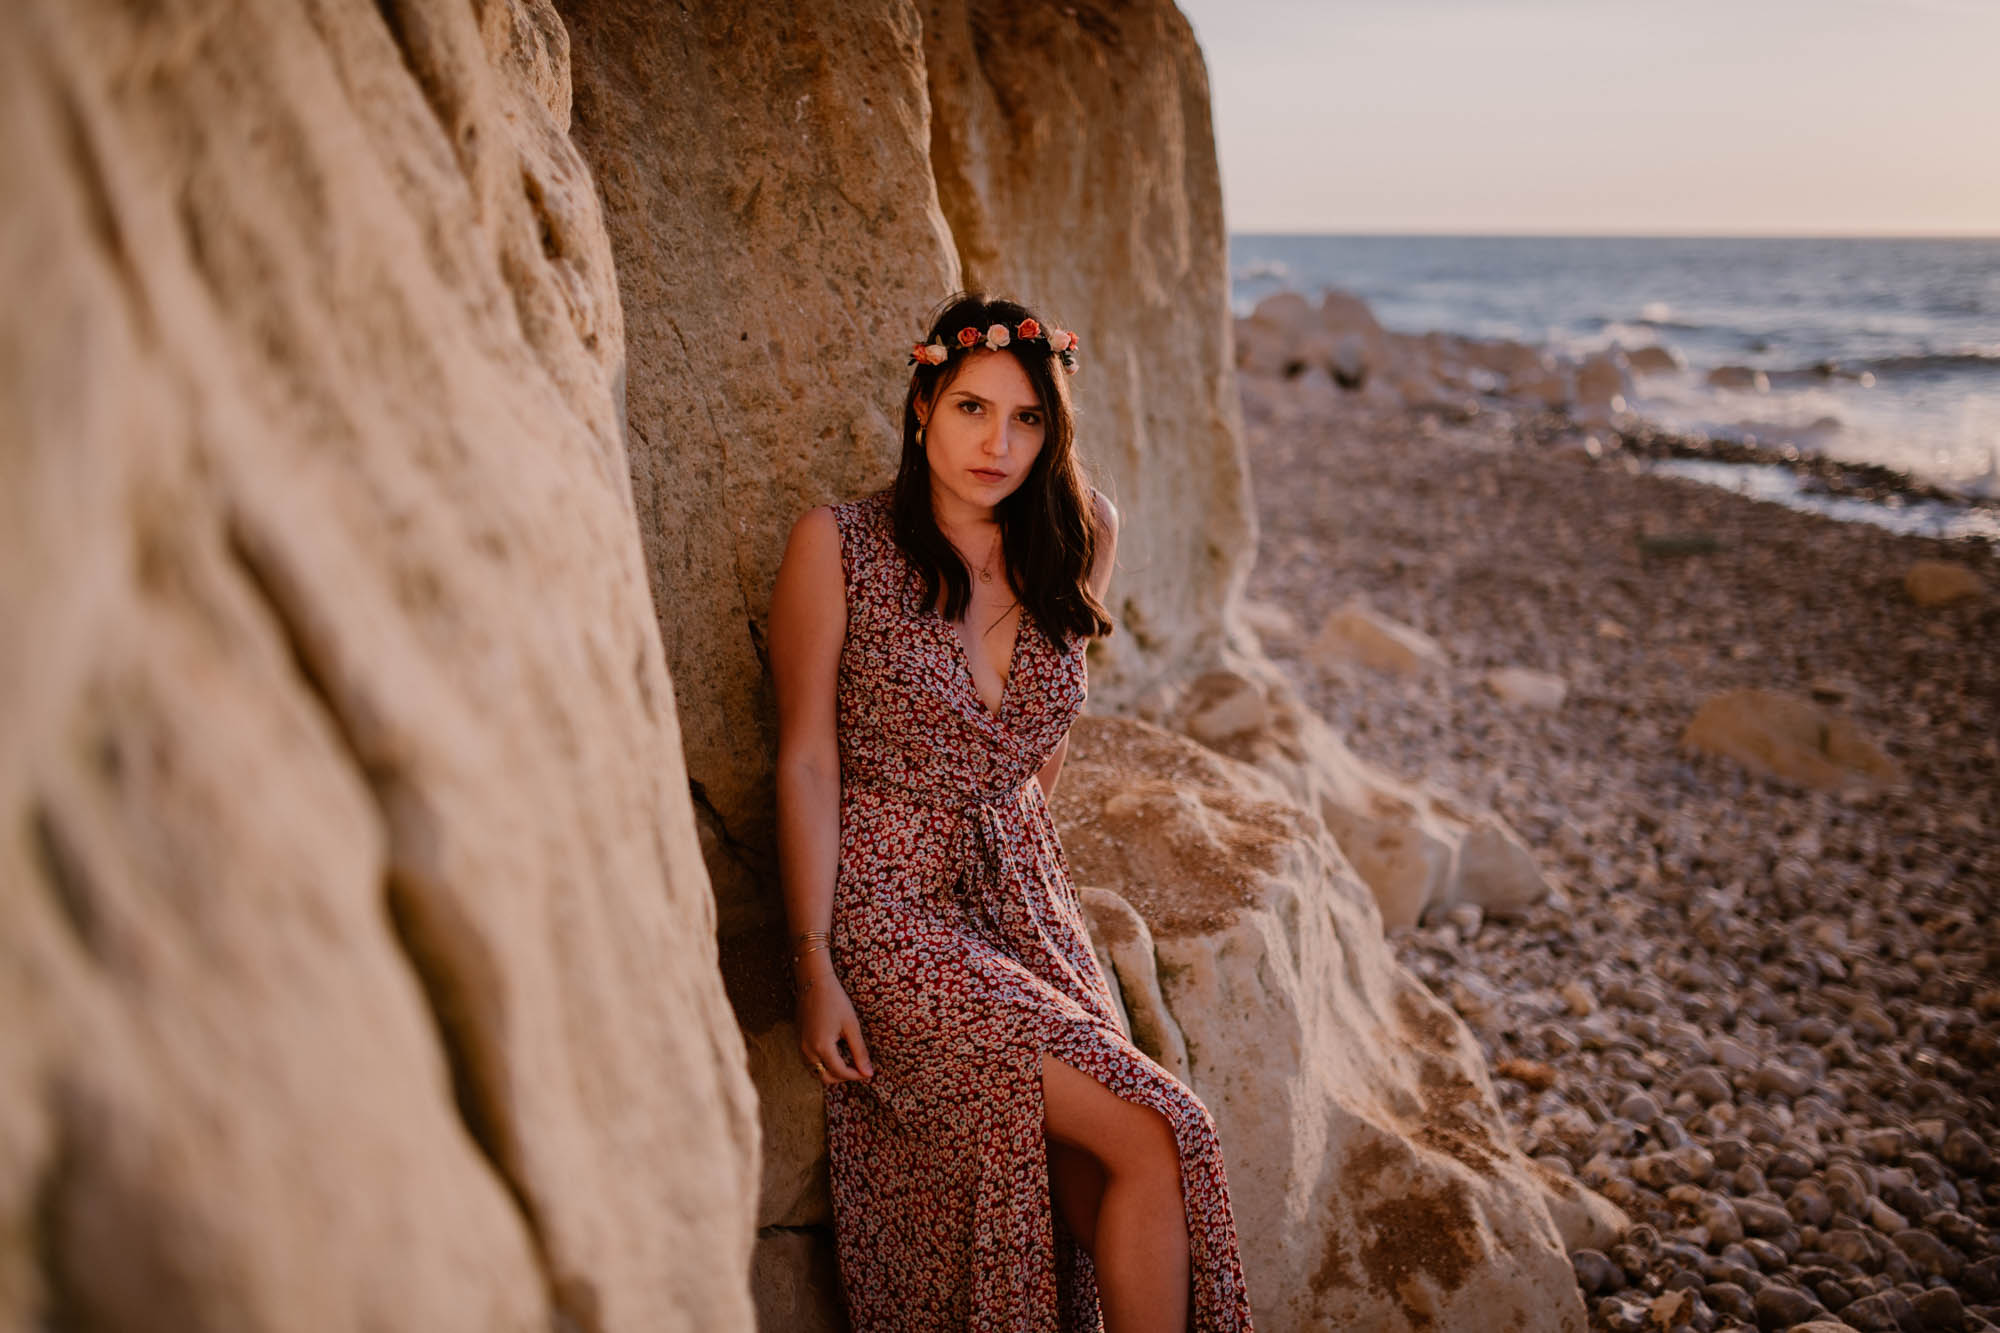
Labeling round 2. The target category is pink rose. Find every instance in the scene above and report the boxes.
[984,323,1012,349]
[1046,329,1072,353]
[922,342,949,365]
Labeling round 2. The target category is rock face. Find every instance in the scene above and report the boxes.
[559,0,960,953]
[556,5,972,1309]
[4,1,758,1330]
[1055,717,1593,1333]
[923,2,1255,705]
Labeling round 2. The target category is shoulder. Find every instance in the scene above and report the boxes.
[797,488,886,545]
[1088,487,1119,541]
[787,503,840,550]
[1084,486,1117,603]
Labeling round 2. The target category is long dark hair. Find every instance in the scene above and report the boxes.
[891,291,1115,648]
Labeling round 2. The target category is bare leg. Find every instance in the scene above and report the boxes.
[1039,1052,1191,1333]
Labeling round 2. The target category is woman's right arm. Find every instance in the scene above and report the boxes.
[768,505,873,1084]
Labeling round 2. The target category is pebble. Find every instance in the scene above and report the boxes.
[1572,1247,1622,1293]
[1841,1287,1915,1330]
[1751,1280,1825,1325]
[1675,1066,1734,1106]
[1912,1284,1966,1330]
[1242,383,2000,1333]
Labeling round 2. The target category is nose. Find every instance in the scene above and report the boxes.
[986,416,1023,458]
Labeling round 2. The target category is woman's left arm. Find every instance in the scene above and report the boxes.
[1036,488,1119,801]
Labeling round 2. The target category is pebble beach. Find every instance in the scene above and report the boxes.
[1236,369,2000,1333]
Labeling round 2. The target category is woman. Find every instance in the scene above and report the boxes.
[766,292,1255,1332]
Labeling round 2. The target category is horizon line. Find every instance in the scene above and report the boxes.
[1228,228,2000,241]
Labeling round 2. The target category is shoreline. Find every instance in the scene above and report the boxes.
[1525,410,2000,516]
[1233,285,2000,546]
[1236,370,1999,1333]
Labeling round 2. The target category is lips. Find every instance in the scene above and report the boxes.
[970,468,1006,482]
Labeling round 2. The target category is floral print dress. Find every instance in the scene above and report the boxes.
[822,488,1256,1331]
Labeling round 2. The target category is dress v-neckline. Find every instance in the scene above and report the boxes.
[942,605,1026,724]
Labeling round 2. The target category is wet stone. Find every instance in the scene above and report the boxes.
[1840,1287,1916,1331]
[1911,1284,1965,1331]
[1750,1279,1824,1326]
[1738,1196,1795,1237]
[1891,1229,1962,1280]
[1573,1248,1622,1294]
[1703,1279,1754,1321]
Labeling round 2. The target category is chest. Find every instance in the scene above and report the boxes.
[947,584,1025,706]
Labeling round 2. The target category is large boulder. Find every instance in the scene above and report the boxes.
[3,1,758,1329]
[1624,344,1684,376]
[1681,689,1903,789]
[1058,717,1596,1332]
[1903,559,1983,607]
[1165,668,1553,930]
[1309,596,1452,676]
[1572,349,1634,426]
[1319,289,1396,388]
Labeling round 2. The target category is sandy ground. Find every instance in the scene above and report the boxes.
[1236,369,1999,1333]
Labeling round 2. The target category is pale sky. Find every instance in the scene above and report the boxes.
[1176,0,2000,236]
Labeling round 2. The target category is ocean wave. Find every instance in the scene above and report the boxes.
[1234,260,1290,282]
[1746,349,2000,385]
[1582,311,1707,333]
[1852,350,2000,375]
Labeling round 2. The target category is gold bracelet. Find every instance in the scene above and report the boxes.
[793,941,830,963]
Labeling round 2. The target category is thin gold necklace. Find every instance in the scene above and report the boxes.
[950,524,1002,584]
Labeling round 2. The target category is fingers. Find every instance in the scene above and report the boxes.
[842,1018,875,1079]
[799,1035,869,1083]
[797,991,873,1084]
[818,1043,861,1082]
[799,1038,872,1084]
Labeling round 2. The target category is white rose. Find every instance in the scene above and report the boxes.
[985,323,1011,349]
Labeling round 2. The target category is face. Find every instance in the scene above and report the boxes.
[916,348,1049,511]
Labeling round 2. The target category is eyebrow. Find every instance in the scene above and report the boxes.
[947,389,1043,412]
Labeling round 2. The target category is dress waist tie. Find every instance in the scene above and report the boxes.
[846,773,1032,935]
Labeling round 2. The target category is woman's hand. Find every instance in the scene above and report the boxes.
[796,955,874,1085]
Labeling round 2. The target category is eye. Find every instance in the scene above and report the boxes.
[1018,411,1043,426]
[956,399,983,415]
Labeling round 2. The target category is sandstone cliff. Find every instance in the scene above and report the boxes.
[3,1,756,1328]
[6,2,1607,1330]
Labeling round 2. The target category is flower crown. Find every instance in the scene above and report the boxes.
[909,317,1080,374]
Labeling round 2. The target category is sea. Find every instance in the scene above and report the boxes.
[1228,234,2000,540]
